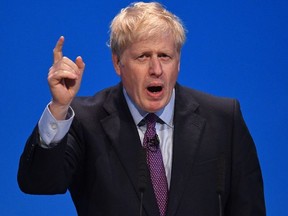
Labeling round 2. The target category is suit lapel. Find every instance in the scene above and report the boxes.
[167,85,206,216]
[100,84,159,216]
[99,84,206,216]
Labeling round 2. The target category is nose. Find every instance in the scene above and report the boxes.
[149,57,163,77]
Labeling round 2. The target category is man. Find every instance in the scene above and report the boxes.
[18,2,266,216]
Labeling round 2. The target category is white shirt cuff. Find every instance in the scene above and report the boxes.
[38,103,74,145]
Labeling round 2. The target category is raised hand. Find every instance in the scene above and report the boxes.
[48,36,85,120]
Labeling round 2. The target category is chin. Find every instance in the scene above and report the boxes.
[143,102,166,113]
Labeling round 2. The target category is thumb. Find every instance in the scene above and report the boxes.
[75,56,85,74]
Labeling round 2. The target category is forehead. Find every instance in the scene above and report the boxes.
[126,34,178,53]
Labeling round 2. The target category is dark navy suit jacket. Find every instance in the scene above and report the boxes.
[18,83,266,216]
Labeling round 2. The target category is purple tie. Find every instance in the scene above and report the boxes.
[143,113,168,216]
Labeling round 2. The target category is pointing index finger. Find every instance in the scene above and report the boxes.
[53,36,64,64]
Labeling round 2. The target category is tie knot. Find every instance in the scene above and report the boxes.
[145,113,158,127]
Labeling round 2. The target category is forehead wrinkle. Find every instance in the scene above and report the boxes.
[129,37,177,53]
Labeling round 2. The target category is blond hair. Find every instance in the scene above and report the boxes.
[109,2,186,57]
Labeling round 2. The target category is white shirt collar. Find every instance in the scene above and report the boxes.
[123,88,175,128]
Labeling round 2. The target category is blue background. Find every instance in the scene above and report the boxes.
[1,0,287,215]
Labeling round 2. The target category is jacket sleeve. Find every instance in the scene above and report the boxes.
[17,119,84,195]
[226,100,266,215]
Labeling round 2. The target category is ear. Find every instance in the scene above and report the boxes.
[112,53,121,76]
[177,53,181,72]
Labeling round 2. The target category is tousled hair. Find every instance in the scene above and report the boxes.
[109,2,186,57]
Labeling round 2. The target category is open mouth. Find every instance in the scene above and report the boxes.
[147,86,163,93]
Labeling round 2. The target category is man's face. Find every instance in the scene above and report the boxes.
[113,35,180,112]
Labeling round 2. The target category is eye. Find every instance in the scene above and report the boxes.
[158,53,171,61]
[137,54,150,62]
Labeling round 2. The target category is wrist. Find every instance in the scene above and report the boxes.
[49,101,70,120]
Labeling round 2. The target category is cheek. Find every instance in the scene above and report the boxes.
[173,71,179,83]
[121,72,143,96]
[123,66,146,88]
[122,71,138,86]
[166,67,179,85]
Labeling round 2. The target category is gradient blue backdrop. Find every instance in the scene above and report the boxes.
[1,0,287,215]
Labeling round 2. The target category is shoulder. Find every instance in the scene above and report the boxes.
[73,83,121,105]
[175,84,240,117]
[70,83,123,119]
